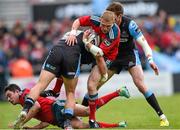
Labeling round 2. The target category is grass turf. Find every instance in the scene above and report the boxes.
[0,93,180,129]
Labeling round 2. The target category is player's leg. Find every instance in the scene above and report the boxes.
[81,69,114,106]
[68,114,127,129]
[63,77,78,129]
[87,65,101,127]
[97,121,127,128]
[74,104,89,117]
[97,86,130,109]
[82,69,130,107]
[129,65,169,126]
[71,117,89,129]
[40,77,63,97]
[53,77,63,93]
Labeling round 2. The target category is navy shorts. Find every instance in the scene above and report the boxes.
[109,50,141,73]
[42,42,81,79]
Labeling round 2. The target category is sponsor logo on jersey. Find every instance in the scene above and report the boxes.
[45,63,56,70]
[68,72,76,75]
[120,38,128,43]
[128,61,135,67]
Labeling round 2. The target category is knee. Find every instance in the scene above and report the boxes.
[133,78,147,93]
[88,83,97,94]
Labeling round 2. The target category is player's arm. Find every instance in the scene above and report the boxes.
[129,20,159,75]
[23,122,49,129]
[13,101,41,129]
[66,16,91,46]
[83,30,108,82]
[21,101,41,126]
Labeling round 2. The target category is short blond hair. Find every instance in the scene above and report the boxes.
[100,10,115,25]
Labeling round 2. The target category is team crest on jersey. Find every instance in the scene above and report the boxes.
[104,39,111,46]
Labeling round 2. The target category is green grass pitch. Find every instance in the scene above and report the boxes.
[0,93,180,129]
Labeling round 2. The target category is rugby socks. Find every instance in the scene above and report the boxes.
[89,93,98,121]
[81,93,89,106]
[144,90,163,116]
[97,122,119,128]
[97,90,119,109]
[52,77,63,94]
[64,108,74,128]
[82,90,120,109]
[23,97,35,112]
[64,108,74,119]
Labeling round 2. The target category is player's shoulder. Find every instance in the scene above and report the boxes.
[22,88,30,95]
[122,15,137,27]
[108,23,120,40]
[128,19,139,31]
[122,15,133,22]
[90,15,101,26]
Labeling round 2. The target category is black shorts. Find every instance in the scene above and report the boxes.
[42,43,81,79]
[109,50,141,73]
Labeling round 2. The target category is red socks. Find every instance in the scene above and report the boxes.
[97,91,119,108]
[97,121,119,128]
[53,77,63,94]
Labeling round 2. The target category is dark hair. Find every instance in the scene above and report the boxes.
[4,84,21,93]
[106,2,124,16]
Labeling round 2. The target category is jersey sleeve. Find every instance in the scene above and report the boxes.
[19,89,30,106]
[128,20,143,40]
[79,16,92,26]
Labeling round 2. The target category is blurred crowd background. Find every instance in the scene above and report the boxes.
[0,0,180,99]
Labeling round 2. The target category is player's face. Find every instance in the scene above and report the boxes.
[100,19,113,34]
[115,14,122,26]
[5,90,19,105]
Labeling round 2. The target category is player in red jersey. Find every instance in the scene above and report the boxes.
[66,10,121,128]
[5,84,128,129]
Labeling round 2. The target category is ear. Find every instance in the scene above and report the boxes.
[99,17,102,22]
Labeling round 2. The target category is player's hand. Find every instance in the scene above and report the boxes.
[8,123,14,128]
[100,73,108,82]
[83,30,95,46]
[13,111,27,129]
[83,30,91,37]
[150,62,159,75]
[66,34,77,46]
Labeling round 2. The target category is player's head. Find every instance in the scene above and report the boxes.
[106,2,124,26]
[100,10,115,34]
[4,84,21,105]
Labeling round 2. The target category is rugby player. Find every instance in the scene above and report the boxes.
[5,84,128,129]
[66,10,121,128]
[15,30,109,129]
[79,2,169,127]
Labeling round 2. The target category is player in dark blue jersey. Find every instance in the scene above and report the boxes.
[81,2,169,127]
[105,2,169,127]
[14,30,108,129]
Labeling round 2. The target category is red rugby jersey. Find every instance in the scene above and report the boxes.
[79,15,120,61]
[19,89,56,125]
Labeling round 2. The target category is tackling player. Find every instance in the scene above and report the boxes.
[5,84,128,129]
[15,30,108,129]
[103,2,169,127]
